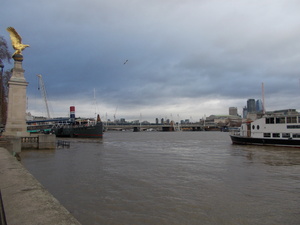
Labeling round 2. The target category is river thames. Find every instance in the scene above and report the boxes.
[21,131,300,225]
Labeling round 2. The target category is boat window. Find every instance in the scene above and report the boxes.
[292,133,300,138]
[282,133,290,138]
[266,117,274,124]
[252,125,255,130]
[298,116,300,123]
[264,133,271,137]
[287,117,297,123]
[257,125,260,130]
[276,117,285,124]
[287,125,300,129]
[272,133,280,138]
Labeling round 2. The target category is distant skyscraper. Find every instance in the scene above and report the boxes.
[229,107,238,116]
[243,106,248,118]
[247,99,256,113]
[256,99,263,112]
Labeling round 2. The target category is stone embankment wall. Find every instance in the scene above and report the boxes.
[0,147,81,225]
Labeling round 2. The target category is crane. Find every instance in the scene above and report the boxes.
[37,74,51,118]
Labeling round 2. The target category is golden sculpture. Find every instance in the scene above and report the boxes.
[6,27,30,56]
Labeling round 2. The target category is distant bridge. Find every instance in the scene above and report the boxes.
[104,123,207,131]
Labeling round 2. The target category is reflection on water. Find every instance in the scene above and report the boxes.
[21,132,300,225]
[231,144,300,166]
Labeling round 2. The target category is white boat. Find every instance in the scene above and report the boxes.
[230,114,300,147]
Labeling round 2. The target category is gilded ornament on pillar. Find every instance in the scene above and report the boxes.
[6,27,30,58]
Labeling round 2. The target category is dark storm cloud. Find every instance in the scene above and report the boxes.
[2,0,300,120]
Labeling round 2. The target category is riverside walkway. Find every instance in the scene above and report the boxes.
[0,147,81,225]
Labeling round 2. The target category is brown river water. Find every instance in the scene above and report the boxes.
[21,131,300,225]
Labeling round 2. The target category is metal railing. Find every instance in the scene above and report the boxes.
[56,140,70,148]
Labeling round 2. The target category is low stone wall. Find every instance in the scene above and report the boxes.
[38,134,56,149]
[21,135,56,150]
[0,134,56,152]
[0,137,21,153]
[21,136,38,149]
[0,147,81,225]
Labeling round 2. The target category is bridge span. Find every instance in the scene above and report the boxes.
[104,123,205,131]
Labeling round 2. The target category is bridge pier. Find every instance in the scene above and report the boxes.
[192,127,202,131]
[133,127,140,132]
[162,126,174,131]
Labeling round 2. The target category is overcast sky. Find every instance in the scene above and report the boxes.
[2,0,300,122]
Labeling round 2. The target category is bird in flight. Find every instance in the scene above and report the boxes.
[124,59,128,64]
[6,27,30,56]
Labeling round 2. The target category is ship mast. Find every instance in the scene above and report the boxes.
[262,82,265,114]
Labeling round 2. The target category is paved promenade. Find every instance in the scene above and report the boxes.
[0,147,81,225]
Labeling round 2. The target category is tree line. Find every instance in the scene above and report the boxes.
[0,35,12,127]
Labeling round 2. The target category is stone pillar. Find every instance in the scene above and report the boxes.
[2,54,29,137]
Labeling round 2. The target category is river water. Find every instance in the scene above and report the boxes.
[21,131,300,225]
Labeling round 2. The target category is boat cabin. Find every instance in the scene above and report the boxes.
[240,115,300,139]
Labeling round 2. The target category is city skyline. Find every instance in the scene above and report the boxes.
[27,102,250,124]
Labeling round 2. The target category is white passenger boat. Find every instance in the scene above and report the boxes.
[230,114,300,147]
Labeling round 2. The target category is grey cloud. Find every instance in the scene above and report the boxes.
[2,0,300,120]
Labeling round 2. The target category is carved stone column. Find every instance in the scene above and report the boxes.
[2,54,29,137]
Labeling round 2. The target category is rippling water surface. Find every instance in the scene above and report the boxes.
[21,131,300,225]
